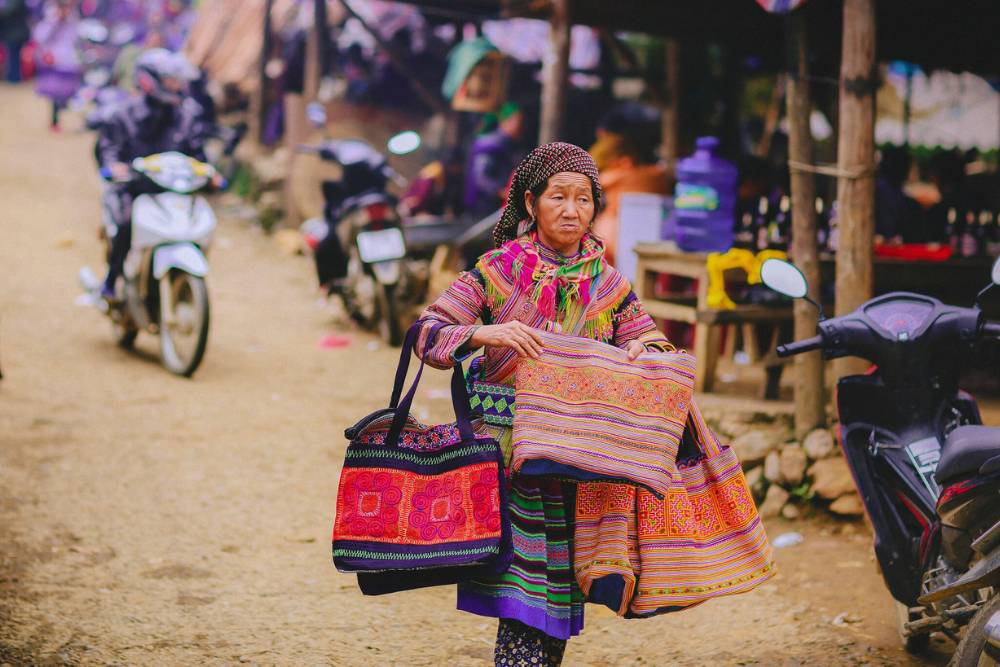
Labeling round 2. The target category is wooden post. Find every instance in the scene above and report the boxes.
[834,0,876,380]
[538,0,570,145]
[785,10,825,437]
[660,38,680,169]
[248,0,274,144]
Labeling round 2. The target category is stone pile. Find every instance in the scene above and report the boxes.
[708,412,863,521]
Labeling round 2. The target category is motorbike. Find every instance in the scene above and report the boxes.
[79,152,224,377]
[761,256,1000,665]
[299,138,416,346]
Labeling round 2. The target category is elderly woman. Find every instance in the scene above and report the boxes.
[415,142,673,666]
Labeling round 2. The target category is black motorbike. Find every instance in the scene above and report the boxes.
[762,257,1000,664]
[299,139,413,346]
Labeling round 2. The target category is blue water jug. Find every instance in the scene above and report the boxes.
[673,136,738,252]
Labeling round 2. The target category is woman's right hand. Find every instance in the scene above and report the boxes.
[469,321,545,359]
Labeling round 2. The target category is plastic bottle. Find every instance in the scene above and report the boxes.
[754,197,770,251]
[768,195,791,251]
[946,207,958,253]
[672,136,738,252]
[961,210,978,258]
[734,212,755,249]
[815,197,828,249]
[827,200,840,252]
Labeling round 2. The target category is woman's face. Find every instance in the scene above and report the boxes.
[525,172,596,254]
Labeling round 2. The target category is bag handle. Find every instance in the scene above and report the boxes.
[685,398,723,458]
[389,322,431,409]
[386,322,477,447]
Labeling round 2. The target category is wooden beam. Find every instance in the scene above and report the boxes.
[834,0,876,380]
[538,0,570,145]
[785,9,826,438]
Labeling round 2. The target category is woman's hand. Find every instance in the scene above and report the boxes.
[469,321,545,359]
[626,340,646,361]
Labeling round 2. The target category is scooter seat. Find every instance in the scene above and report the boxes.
[935,426,1000,484]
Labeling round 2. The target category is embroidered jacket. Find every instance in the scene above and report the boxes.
[416,236,673,386]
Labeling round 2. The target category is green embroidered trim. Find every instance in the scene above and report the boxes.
[472,381,514,396]
[345,443,497,465]
[333,545,501,560]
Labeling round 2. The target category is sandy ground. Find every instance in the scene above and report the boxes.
[0,85,960,666]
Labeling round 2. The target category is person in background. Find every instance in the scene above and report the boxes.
[590,126,670,266]
[463,101,525,219]
[874,145,925,243]
[96,48,212,298]
[925,149,984,244]
[0,0,30,82]
[399,147,465,218]
[32,0,80,130]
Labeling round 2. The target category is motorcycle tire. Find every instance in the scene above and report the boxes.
[951,593,1000,667]
[376,283,404,347]
[159,271,210,378]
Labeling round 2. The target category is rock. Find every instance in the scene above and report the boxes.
[832,611,863,626]
[829,494,865,517]
[758,484,790,520]
[781,503,801,520]
[808,457,856,500]
[732,430,783,468]
[763,451,782,484]
[803,428,836,460]
[779,445,808,486]
[718,417,751,440]
[274,228,303,256]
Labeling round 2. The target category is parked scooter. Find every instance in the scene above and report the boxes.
[79,152,224,377]
[299,138,416,346]
[762,257,1000,665]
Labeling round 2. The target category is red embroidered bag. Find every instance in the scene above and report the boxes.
[332,324,511,594]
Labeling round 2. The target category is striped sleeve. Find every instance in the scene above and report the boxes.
[612,291,675,353]
[414,269,488,369]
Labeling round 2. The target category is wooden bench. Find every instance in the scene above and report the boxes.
[634,242,793,400]
[634,242,996,401]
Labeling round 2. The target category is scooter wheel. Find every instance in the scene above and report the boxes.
[951,594,1000,667]
[159,271,210,377]
[376,284,404,347]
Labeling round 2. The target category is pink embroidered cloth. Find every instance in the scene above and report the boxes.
[511,331,696,497]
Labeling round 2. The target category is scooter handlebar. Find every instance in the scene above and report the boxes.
[983,322,1000,339]
[776,335,824,358]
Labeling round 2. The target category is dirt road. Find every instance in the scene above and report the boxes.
[0,85,954,666]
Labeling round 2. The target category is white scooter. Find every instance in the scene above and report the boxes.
[80,152,219,377]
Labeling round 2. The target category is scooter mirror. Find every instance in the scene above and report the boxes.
[387,131,421,156]
[761,259,808,299]
[992,256,1000,287]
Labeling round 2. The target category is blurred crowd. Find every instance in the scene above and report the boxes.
[0,0,195,128]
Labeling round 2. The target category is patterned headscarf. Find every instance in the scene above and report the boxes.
[492,142,602,247]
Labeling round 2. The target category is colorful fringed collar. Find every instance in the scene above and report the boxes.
[477,231,607,331]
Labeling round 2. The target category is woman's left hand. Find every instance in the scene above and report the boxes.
[626,340,645,361]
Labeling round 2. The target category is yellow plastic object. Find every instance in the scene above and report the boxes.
[705,248,756,310]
